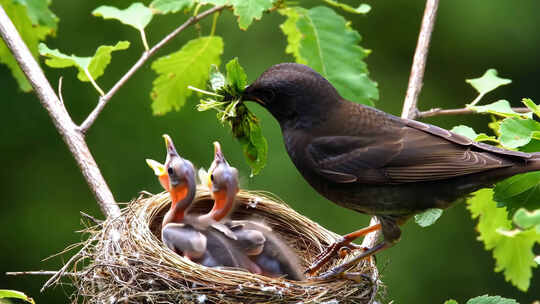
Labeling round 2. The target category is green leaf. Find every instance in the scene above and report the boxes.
[209,65,226,91]
[200,0,229,5]
[151,36,224,115]
[225,57,247,95]
[468,100,530,118]
[230,0,276,30]
[279,6,378,105]
[0,289,35,304]
[444,300,459,304]
[498,117,540,148]
[466,295,518,304]
[466,69,511,96]
[451,125,478,140]
[39,41,130,82]
[494,173,540,216]
[150,0,193,14]
[13,0,58,29]
[93,3,153,32]
[196,59,267,175]
[322,0,371,14]
[521,98,540,118]
[467,189,540,291]
[414,208,443,227]
[513,208,540,231]
[450,125,498,143]
[0,0,56,92]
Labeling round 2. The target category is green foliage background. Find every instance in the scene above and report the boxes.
[1,0,539,303]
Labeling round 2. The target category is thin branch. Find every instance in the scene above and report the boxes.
[6,271,78,277]
[79,4,228,134]
[401,0,440,119]
[0,5,120,218]
[418,107,531,118]
[360,216,380,303]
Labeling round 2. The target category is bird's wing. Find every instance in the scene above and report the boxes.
[307,121,523,184]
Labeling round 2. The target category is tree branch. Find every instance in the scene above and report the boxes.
[79,5,228,134]
[401,0,439,120]
[0,5,120,218]
[417,107,531,118]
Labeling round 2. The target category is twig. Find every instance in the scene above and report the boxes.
[79,4,228,134]
[360,217,380,304]
[0,5,121,218]
[40,233,97,292]
[417,107,531,118]
[401,0,440,119]
[359,1,438,294]
[7,271,79,277]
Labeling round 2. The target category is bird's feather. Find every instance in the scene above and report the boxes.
[306,115,522,184]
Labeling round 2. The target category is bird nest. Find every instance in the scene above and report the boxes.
[53,187,381,303]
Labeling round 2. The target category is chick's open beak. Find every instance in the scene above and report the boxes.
[163,134,178,157]
[146,159,170,191]
[213,141,224,162]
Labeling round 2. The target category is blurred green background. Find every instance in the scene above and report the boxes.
[1,0,539,303]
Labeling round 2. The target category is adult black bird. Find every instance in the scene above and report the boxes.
[242,63,540,279]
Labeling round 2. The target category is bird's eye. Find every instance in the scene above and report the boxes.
[167,167,174,175]
[210,174,215,182]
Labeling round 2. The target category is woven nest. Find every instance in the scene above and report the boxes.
[59,187,381,303]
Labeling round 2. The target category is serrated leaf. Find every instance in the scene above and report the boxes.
[151,36,223,114]
[466,295,518,304]
[468,100,530,118]
[467,189,539,291]
[414,208,443,227]
[13,0,58,29]
[39,41,130,82]
[279,6,378,105]
[93,3,153,31]
[466,69,511,96]
[0,289,35,304]
[196,59,267,175]
[225,57,247,95]
[230,0,276,30]
[451,125,498,144]
[150,0,193,14]
[451,125,478,140]
[494,170,540,217]
[521,98,540,118]
[280,8,302,60]
[0,0,56,92]
[200,0,229,5]
[323,0,371,14]
[498,117,540,148]
[513,208,540,230]
[209,65,226,91]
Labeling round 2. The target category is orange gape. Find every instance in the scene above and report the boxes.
[169,184,189,222]
[159,174,170,192]
[210,189,232,222]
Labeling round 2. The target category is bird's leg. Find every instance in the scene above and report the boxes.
[305,223,381,275]
[314,216,401,280]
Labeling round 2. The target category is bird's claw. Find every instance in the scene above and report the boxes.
[305,241,342,275]
[306,240,364,276]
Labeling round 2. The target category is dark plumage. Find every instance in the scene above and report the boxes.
[242,63,540,277]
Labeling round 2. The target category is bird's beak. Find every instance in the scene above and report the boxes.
[213,141,225,163]
[146,159,170,191]
[163,134,178,157]
[242,86,266,105]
